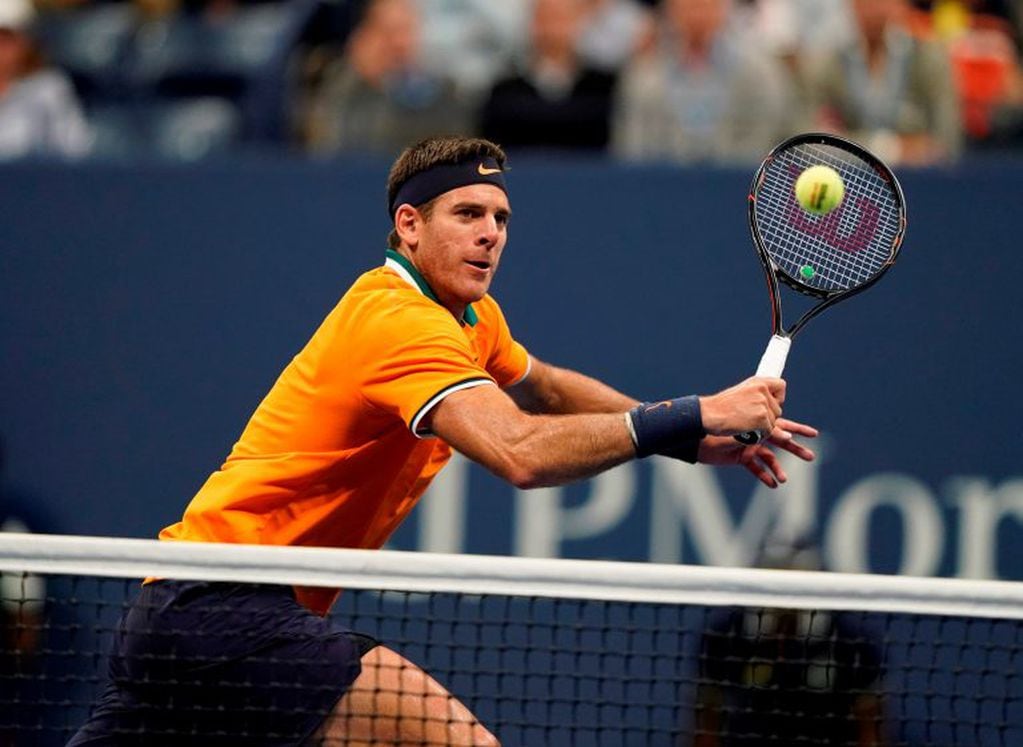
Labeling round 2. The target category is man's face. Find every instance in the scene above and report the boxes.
[0,29,29,81]
[853,0,901,40]
[369,0,418,68]
[532,0,584,61]
[666,0,729,46]
[407,184,511,313]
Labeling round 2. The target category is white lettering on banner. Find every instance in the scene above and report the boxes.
[948,478,1023,579]
[418,451,470,553]
[649,452,818,565]
[825,473,943,575]
[415,453,1022,581]
[513,462,636,557]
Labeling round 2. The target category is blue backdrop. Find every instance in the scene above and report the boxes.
[2,155,1022,580]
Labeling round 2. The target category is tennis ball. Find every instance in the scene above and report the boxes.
[794,165,845,215]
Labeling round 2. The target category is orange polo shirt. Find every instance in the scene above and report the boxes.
[158,250,530,614]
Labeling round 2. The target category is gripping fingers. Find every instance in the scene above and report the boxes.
[762,376,786,404]
[753,386,781,441]
[755,380,783,420]
[744,379,782,426]
[732,385,781,445]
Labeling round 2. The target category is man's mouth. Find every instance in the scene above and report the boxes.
[465,260,491,271]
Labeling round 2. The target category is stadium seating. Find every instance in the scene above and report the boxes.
[36,1,321,157]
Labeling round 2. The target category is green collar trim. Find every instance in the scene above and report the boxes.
[384,249,478,327]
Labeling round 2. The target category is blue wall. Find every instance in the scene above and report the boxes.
[2,155,1022,579]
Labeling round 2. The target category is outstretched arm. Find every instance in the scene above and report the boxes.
[509,357,800,439]
[425,375,788,489]
[506,357,816,477]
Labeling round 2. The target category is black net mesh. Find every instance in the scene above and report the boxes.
[2,571,1021,746]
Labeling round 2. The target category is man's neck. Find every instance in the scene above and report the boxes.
[390,248,469,324]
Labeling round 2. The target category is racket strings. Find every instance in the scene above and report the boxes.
[755,143,903,294]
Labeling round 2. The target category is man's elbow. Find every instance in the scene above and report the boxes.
[445,406,555,489]
[499,461,544,491]
[485,448,546,490]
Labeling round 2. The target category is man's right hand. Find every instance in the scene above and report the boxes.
[699,377,785,436]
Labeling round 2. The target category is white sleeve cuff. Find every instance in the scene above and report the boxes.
[410,378,496,438]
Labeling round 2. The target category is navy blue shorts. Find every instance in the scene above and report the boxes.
[67,580,376,745]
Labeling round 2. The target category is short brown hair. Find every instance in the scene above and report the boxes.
[386,136,507,249]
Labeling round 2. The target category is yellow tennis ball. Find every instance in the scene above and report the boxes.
[794,165,845,215]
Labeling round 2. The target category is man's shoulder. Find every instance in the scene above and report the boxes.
[339,266,458,330]
[488,73,534,97]
[621,51,669,85]
[577,68,618,92]
[347,264,408,292]
[17,69,78,101]
[346,266,436,308]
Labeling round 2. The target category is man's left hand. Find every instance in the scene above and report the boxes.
[696,418,818,488]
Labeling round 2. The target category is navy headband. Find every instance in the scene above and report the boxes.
[389,157,507,218]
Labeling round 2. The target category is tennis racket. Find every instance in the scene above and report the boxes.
[735,132,907,445]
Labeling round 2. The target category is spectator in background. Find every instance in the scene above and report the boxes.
[734,0,855,70]
[691,536,886,746]
[612,0,795,165]
[0,0,92,159]
[802,0,962,165]
[912,0,1023,147]
[417,0,530,99]
[575,0,655,72]
[480,0,617,152]
[298,0,472,155]
[1011,0,1023,46]
[912,0,1020,46]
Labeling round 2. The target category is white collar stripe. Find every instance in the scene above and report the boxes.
[384,257,423,295]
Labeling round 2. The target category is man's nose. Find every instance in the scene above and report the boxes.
[476,215,498,246]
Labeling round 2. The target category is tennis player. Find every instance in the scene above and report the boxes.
[69,136,816,746]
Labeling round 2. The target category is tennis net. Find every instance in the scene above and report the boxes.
[1,532,1021,745]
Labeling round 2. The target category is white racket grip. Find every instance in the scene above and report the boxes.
[734,335,791,445]
[754,334,791,378]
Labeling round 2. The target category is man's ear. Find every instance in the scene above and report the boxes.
[394,204,420,249]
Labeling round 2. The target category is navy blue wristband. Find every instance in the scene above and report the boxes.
[627,396,706,459]
[656,438,703,465]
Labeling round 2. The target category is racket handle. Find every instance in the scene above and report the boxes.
[735,335,791,446]
[754,334,791,378]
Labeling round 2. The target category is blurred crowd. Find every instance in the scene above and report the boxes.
[1,0,1022,165]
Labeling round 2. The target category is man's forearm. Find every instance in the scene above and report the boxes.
[430,385,639,489]
[432,368,796,489]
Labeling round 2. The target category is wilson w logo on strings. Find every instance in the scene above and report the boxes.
[782,165,881,253]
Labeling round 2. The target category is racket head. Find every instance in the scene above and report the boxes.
[748,132,907,305]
